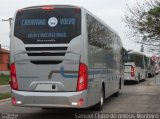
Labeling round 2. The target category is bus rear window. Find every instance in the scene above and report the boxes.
[14,8,81,44]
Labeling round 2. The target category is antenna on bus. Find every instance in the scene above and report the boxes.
[2,18,13,28]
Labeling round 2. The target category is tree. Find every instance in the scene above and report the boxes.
[124,0,160,53]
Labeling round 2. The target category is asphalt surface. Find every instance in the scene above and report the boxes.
[0,75,160,119]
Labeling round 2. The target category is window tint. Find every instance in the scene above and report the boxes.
[87,13,120,69]
[14,8,81,44]
[128,53,146,69]
[86,13,113,50]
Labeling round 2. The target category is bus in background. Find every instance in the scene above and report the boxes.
[122,47,128,64]
[155,60,160,75]
[146,56,155,78]
[124,50,147,83]
[10,5,124,111]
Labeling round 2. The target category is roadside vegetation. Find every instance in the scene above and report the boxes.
[124,0,160,53]
[0,92,11,100]
[0,75,10,85]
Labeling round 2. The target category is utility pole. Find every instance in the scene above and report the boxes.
[2,18,13,28]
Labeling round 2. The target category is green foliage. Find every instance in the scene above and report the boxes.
[0,75,10,85]
[124,0,160,52]
[0,92,11,100]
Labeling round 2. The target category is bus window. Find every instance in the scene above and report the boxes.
[14,8,81,44]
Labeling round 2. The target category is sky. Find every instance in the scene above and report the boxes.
[0,0,151,55]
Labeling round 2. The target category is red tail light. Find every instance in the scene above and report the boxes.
[42,6,54,10]
[75,7,81,12]
[131,66,135,77]
[78,98,84,106]
[77,63,88,91]
[11,97,17,105]
[10,63,18,90]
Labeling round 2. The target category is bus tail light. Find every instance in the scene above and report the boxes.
[78,98,84,106]
[11,97,17,105]
[77,63,88,91]
[75,7,81,12]
[10,63,18,90]
[42,6,54,10]
[131,66,135,77]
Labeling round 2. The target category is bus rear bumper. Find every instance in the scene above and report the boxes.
[124,76,137,81]
[11,90,88,108]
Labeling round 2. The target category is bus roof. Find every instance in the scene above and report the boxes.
[128,50,146,56]
[19,5,81,11]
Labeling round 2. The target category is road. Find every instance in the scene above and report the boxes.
[0,75,160,119]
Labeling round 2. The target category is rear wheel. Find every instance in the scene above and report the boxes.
[113,91,119,97]
[148,73,151,78]
[41,107,52,110]
[137,74,140,84]
[113,79,121,97]
[93,87,105,111]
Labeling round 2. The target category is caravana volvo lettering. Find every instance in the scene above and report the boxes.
[10,5,124,111]
[21,19,46,26]
[21,18,76,26]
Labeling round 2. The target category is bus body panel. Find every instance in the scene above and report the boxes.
[84,10,124,107]
[13,36,81,91]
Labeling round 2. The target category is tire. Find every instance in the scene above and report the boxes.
[93,87,105,111]
[137,74,140,84]
[41,108,50,110]
[113,79,120,97]
[148,73,151,78]
[41,107,53,110]
[113,91,119,97]
[119,78,121,90]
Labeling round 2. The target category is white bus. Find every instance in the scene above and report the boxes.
[10,5,124,111]
[155,60,160,75]
[146,56,155,78]
[124,50,147,83]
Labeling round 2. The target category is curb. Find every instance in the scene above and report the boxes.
[0,98,11,103]
[0,85,10,88]
[0,98,11,106]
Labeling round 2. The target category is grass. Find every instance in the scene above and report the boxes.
[0,75,10,85]
[0,92,11,100]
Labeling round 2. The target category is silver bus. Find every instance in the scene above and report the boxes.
[10,5,124,111]
[124,50,147,83]
[146,56,155,78]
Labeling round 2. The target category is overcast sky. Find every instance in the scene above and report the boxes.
[0,0,151,55]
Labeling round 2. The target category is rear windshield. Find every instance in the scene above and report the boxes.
[128,54,145,68]
[14,8,81,44]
